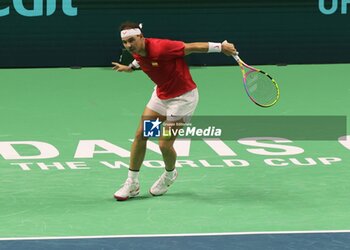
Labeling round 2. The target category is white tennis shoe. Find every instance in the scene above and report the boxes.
[114,178,140,201]
[149,169,178,196]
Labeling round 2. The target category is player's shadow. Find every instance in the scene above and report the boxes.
[110,186,294,204]
[163,188,292,205]
[110,193,159,203]
[111,191,204,203]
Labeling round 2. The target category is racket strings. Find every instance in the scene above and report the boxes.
[245,71,278,106]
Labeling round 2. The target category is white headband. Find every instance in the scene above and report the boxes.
[120,28,141,38]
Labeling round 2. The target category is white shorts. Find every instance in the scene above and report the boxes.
[146,88,199,122]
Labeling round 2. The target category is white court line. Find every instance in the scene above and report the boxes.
[1,230,350,241]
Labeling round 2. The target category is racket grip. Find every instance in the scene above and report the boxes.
[232,54,240,62]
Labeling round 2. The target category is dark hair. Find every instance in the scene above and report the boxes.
[119,21,143,33]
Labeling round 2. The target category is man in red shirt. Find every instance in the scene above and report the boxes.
[112,22,236,201]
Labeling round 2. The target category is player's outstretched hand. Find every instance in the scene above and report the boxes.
[221,40,237,56]
[112,62,133,72]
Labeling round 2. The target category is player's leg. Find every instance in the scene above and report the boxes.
[158,121,183,172]
[130,107,166,171]
[114,107,166,201]
[149,88,199,196]
[149,120,183,196]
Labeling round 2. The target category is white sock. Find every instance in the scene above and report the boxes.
[165,168,176,178]
[128,170,139,181]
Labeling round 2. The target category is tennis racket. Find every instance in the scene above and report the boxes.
[232,53,280,107]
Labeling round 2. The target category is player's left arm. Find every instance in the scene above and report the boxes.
[184,41,236,56]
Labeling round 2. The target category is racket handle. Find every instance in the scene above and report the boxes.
[232,54,240,62]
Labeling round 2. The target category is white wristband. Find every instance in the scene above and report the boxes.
[128,59,140,69]
[208,42,222,53]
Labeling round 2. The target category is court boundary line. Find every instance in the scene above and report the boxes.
[1,230,350,241]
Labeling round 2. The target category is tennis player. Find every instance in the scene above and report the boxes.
[112,21,236,201]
